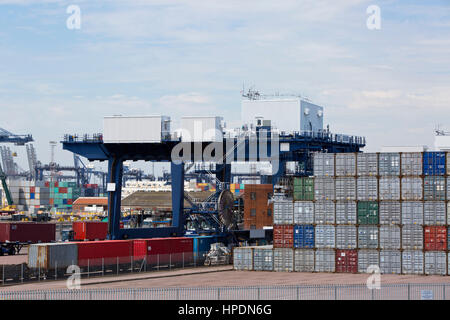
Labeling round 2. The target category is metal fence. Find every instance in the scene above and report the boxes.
[0,283,449,300]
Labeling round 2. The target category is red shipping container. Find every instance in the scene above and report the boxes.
[67,199,73,205]
[0,222,55,243]
[273,225,294,248]
[59,187,68,194]
[336,250,358,273]
[133,237,193,265]
[424,226,447,251]
[45,181,50,187]
[54,182,59,187]
[76,240,133,267]
[30,187,35,193]
[72,221,108,241]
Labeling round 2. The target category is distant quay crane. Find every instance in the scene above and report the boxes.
[0,128,33,145]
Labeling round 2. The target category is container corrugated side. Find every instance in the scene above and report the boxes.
[423,176,445,201]
[356,176,378,201]
[401,152,423,176]
[424,226,446,251]
[380,250,401,274]
[273,248,294,272]
[293,201,314,224]
[294,249,314,272]
[28,243,78,270]
[424,201,446,225]
[313,177,335,201]
[335,177,356,201]
[336,226,357,249]
[315,225,335,248]
[402,250,424,275]
[401,202,423,225]
[401,177,423,200]
[335,249,358,273]
[357,201,379,225]
[253,246,273,271]
[313,153,335,177]
[379,201,401,225]
[358,249,379,273]
[378,153,400,176]
[314,201,335,224]
[358,226,379,249]
[335,153,356,177]
[293,225,314,249]
[425,251,446,275]
[423,152,446,176]
[379,225,401,249]
[336,201,357,225]
[233,247,253,270]
[402,225,423,249]
[379,177,400,201]
[273,200,294,225]
[315,249,335,272]
[357,153,378,176]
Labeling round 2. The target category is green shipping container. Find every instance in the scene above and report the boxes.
[357,201,379,225]
[293,177,314,201]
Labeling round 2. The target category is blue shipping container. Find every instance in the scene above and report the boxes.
[423,152,446,175]
[293,225,315,248]
[188,235,226,262]
[30,193,35,199]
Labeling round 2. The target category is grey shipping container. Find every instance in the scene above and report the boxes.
[335,153,356,176]
[314,177,335,201]
[336,201,357,225]
[315,225,336,248]
[336,226,357,249]
[273,248,294,272]
[273,200,294,225]
[424,176,445,201]
[314,249,335,272]
[358,249,380,273]
[401,202,423,225]
[253,246,274,271]
[294,201,314,224]
[402,225,423,250]
[378,153,400,176]
[294,249,315,272]
[358,226,379,249]
[233,247,253,270]
[402,250,424,275]
[335,177,356,201]
[424,201,446,225]
[357,153,378,176]
[401,177,423,200]
[313,153,335,177]
[401,152,423,176]
[380,250,401,274]
[356,176,378,201]
[379,177,400,200]
[425,251,446,275]
[28,243,78,270]
[314,201,335,224]
[379,225,401,249]
[379,201,401,225]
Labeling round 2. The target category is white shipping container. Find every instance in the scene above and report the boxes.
[357,153,378,176]
[335,201,357,225]
[358,249,379,273]
[380,250,401,274]
[401,152,422,176]
[402,250,424,275]
[294,249,315,272]
[425,251,446,275]
[335,153,356,176]
[181,116,224,142]
[401,202,423,225]
[314,249,335,272]
[314,201,335,224]
[314,177,335,201]
[335,177,356,200]
[379,226,401,249]
[253,246,274,271]
[273,200,294,225]
[356,176,378,201]
[424,201,446,225]
[379,201,401,225]
[402,225,423,250]
[233,247,253,270]
[293,201,314,224]
[378,153,400,176]
[313,153,335,177]
[336,226,357,249]
[273,248,294,272]
[103,115,170,143]
[315,225,335,248]
[401,177,423,200]
[358,226,379,249]
[379,177,400,201]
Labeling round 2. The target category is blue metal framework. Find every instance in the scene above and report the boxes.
[0,128,33,145]
[62,129,364,240]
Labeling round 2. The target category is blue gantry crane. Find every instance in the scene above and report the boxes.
[0,128,33,145]
[62,124,365,242]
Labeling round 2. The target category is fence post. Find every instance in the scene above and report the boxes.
[157,254,160,271]
[2,264,4,285]
[217,287,220,300]
[258,287,260,300]
[170,254,172,270]
[131,256,133,273]
[183,252,184,269]
[55,261,57,280]
[117,257,119,275]
[38,264,40,282]
[88,259,90,279]
[297,286,299,300]
[102,258,104,276]
[444,284,446,300]
[408,283,410,300]
[21,263,23,283]
[334,286,337,300]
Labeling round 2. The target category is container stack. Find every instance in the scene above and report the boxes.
[49,181,81,210]
[234,151,450,275]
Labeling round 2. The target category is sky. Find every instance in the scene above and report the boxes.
[0,0,449,176]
